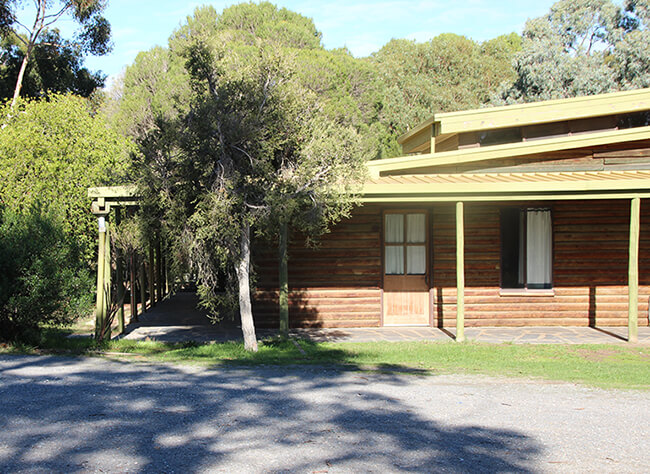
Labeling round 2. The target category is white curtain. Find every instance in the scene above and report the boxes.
[386,246,404,274]
[385,214,403,243]
[385,214,404,274]
[406,214,425,243]
[407,246,426,274]
[526,210,552,288]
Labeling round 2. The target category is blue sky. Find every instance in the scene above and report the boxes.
[22,1,558,83]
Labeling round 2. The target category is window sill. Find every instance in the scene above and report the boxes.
[499,288,555,297]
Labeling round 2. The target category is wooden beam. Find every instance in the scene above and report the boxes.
[628,197,640,343]
[130,253,138,322]
[362,191,650,203]
[456,201,466,343]
[94,220,112,341]
[279,222,289,336]
[88,184,138,199]
[156,237,163,302]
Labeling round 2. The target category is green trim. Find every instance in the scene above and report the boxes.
[370,126,650,177]
[362,191,650,203]
[399,87,650,141]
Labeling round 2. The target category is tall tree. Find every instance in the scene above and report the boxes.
[496,0,650,103]
[0,0,110,106]
[371,33,520,156]
[0,29,104,99]
[116,5,367,351]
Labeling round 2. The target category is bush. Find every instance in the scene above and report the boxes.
[0,205,93,343]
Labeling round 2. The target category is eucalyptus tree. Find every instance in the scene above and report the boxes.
[496,0,650,103]
[0,0,111,106]
[0,29,104,99]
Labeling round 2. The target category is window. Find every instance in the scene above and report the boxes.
[385,213,426,275]
[500,208,552,289]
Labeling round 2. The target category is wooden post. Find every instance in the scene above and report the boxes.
[94,219,112,341]
[148,244,156,307]
[279,221,289,337]
[139,259,147,314]
[164,244,170,295]
[628,197,640,343]
[114,208,125,334]
[456,201,466,343]
[130,253,138,322]
[94,217,107,340]
[156,237,163,302]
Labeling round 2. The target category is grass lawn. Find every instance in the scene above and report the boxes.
[1,328,648,390]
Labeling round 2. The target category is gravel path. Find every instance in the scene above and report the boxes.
[0,355,648,473]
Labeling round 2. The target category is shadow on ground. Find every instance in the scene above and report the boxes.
[0,355,541,472]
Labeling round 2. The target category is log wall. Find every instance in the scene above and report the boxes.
[253,199,650,328]
[252,205,383,328]
[432,200,650,327]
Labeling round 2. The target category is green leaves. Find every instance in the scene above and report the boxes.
[0,205,93,343]
[0,94,131,261]
[496,0,650,103]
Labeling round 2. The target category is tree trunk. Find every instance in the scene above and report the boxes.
[236,222,258,352]
[11,51,31,108]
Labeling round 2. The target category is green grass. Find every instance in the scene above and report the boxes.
[1,328,648,390]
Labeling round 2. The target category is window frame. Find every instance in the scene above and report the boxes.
[499,206,554,291]
[383,210,428,276]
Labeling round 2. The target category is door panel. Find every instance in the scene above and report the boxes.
[383,212,430,326]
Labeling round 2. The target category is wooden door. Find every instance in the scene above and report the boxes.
[383,211,430,325]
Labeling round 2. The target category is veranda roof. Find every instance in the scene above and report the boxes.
[362,169,650,202]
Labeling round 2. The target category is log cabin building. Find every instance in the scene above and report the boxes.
[252,88,650,337]
[89,88,650,340]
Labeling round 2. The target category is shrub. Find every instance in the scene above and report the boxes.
[0,205,93,343]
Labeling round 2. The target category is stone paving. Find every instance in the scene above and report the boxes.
[121,292,650,344]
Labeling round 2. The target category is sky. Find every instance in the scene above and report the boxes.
[20,0,559,85]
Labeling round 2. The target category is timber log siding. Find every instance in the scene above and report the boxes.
[253,200,650,328]
[252,205,383,328]
[432,200,650,327]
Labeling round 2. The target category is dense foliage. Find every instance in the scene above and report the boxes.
[496,0,650,103]
[0,30,105,99]
[114,4,369,350]
[0,205,93,342]
[0,94,131,261]
[0,0,111,103]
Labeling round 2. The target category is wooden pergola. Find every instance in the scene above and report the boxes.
[88,185,172,339]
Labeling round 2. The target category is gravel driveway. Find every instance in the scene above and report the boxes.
[0,355,648,473]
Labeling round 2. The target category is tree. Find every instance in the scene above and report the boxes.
[371,33,520,156]
[0,94,131,261]
[0,0,111,106]
[496,0,650,103]
[0,29,104,99]
[116,5,367,351]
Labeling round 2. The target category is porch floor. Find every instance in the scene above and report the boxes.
[121,292,650,345]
